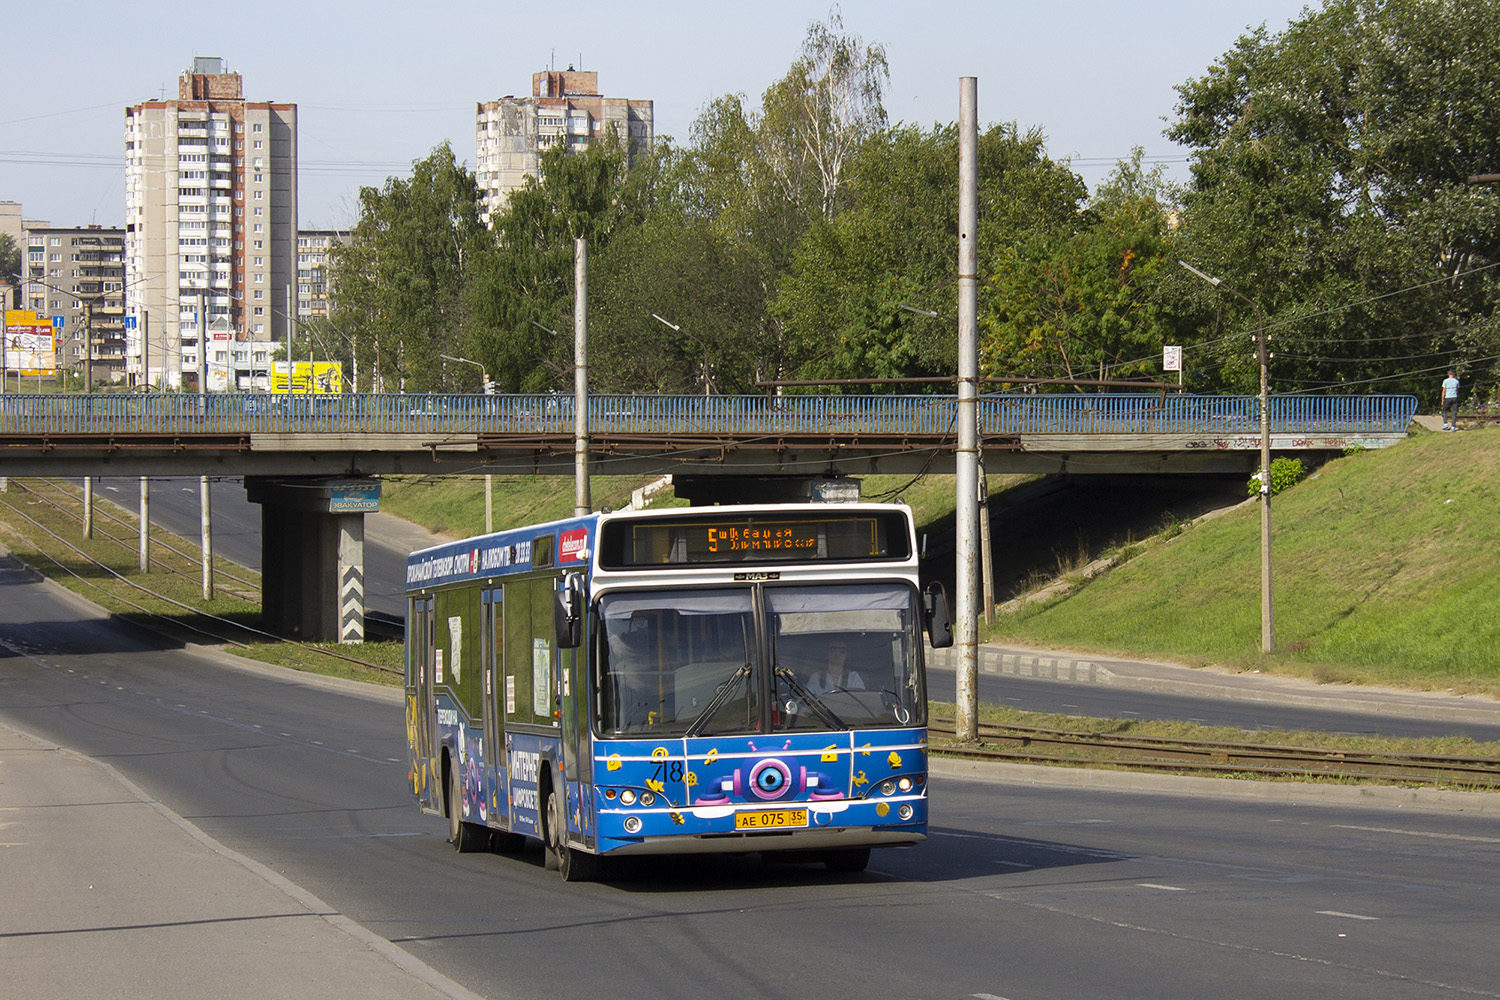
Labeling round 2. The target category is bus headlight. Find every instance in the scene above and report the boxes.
[624,816,642,834]
[880,780,896,796]
[640,790,656,807]
[898,804,914,821]
[620,789,637,805]
[897,776,913,792]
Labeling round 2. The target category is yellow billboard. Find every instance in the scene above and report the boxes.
[271,361,343,394]
[3,310,58,375]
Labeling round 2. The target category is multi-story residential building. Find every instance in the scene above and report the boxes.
[19,225,127,382]
[124,57,297,389]
[296,229,343,321]
[475,68,652,223]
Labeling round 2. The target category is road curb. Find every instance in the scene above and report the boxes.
[930,757,1500,815]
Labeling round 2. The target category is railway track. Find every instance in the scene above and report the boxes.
[20,477,262,598]
[0,481,398,678]
[930,719,1500,789]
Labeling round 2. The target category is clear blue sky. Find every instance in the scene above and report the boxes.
[3,1,1311,230]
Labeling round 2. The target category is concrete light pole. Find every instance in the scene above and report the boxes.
[1178,259,1274,654]
[574,237,590,517]
[955,77,981,741]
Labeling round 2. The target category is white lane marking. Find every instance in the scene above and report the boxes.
[1332,824,1500,845]
[1137,883,1186,891]
[992,860,1032,868]
[971,994,1013,1000]
[1317,910,1379,921]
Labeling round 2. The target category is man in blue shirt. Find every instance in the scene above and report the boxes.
[1441,370,1460,430]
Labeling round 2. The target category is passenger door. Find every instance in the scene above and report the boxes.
[411,596,439,813]
[482,588,506,828]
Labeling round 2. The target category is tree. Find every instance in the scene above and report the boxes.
[982,150,1182,385]
[465,132,660,392]
[761,6,889,223]
[773,122,1087,387]
[0,233,19,308]
[588,209,778,394]
[330,143,484,392]
[1168,0,1500,400]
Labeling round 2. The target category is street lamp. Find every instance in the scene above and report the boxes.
[440,352,494,533]
[651,312,713,395]
[439,353,492,394]
[1178,259,1274,654]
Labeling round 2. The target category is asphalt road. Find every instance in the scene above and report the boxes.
[3,560,1497,1000]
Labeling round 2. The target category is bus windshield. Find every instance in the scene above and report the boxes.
[596,582,926,737]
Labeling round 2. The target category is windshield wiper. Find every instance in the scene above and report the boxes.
[775,666,847,730]
[685,663,751,737]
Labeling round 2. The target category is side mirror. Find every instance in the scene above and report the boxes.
[554,576,584,649]
[923,581,953,648]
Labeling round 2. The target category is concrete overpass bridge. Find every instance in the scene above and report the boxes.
[0,392,1418,642]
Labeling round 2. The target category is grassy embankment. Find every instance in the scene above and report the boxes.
[988,428,1500,698]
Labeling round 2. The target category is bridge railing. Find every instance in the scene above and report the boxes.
[0,392,1417,438]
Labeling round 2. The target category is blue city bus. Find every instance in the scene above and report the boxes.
[404,502,952,881]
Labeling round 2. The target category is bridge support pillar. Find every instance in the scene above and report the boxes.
[245,477,380,643]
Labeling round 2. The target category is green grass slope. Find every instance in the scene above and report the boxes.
[378,475,663,538]
[992,429,1500,695]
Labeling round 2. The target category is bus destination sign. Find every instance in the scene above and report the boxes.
[599,510,911,569]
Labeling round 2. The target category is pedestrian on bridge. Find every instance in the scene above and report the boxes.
[1441,369,1461,430]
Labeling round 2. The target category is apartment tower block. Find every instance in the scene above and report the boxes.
[475,69,652,223]
[124,57,296,389]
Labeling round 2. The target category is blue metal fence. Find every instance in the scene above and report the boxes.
[0,392,1418,438]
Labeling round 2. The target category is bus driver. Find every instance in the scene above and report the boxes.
[807,639,865,695]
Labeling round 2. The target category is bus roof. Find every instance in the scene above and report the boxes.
[403,502,915,593]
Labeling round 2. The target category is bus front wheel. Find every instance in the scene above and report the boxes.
[546,785,599,882]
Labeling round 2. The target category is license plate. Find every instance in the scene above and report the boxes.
[735,809,808,830]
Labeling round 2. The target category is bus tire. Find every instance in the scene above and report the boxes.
[448,763,484,854]
[547,785,599,882]
[824,847,871,873]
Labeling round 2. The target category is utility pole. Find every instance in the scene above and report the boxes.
[83,297,94,389]
[574,237,590,517]
[200,476,213,600]
[955,76,981,742]
[197,290,207,398]
[1178,260,1274,653]
[139,477,150,572]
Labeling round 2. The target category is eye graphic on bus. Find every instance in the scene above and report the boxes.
[692,742,846,805]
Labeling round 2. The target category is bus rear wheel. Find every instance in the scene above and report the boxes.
[448,764,484,853]
[546,786,599,882]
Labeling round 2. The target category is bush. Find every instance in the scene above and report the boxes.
[1248,456,1306,497]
